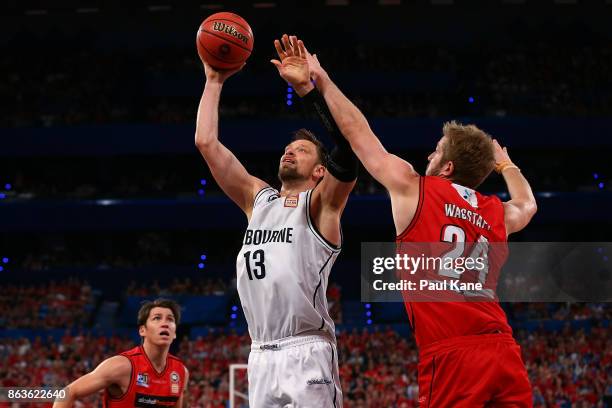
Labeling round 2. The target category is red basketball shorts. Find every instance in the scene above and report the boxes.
[417,333,532,408]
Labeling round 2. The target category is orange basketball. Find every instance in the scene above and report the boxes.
[196,12,254,70]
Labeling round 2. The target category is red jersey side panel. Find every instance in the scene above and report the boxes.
[397,176,513,348]
[104,346,186,408]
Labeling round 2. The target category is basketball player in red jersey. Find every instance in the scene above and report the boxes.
[287,36,537,407]
[53,299,188,408]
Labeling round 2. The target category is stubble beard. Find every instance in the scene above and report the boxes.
[278,166,303,183]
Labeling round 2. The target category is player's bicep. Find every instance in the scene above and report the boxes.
[197,141,267,213]
[366,152,420,194]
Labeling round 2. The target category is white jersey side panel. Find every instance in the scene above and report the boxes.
[236,187,340,343]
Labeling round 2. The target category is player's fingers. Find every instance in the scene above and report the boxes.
[274,40,285,60]
[270,59,282,68]
[290,36,300,57]
[298,40,307,59]
[282,34,293,56]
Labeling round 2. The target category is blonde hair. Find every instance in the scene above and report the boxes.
[441,121,495,189]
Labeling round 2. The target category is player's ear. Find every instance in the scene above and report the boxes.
[138,325,146,337]
[313,164,325,181]
[440,161,454,178]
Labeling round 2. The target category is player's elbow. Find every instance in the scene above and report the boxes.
[525,199,537,219]
[195,136,215,154]
[519,199,537,226]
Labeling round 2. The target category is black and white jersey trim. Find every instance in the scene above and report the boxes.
[305,189,342,253]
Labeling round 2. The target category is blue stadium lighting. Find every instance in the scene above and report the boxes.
[593,173,599,180]
[198,189,205,196]
[365,303,371,309]
[232,305,238,312]
[201,254,207,261]
[4,183,11,190]
[366,311,372,317]
[231,313,237,319]
[366,319,372,325]
[0,266,3,272]
[604,256,609,262]
[468,96,475,103]
[286,85,293,106]
[598,182,604,189]
[200,179,207,186]
[597,248,603,254]
[1,258,7,264]
[0,193,5,199]
[198,263,205,269]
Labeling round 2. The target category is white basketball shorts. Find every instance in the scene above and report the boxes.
[248,335,342,408]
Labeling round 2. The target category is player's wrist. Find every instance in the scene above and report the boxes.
[292,81,314,97]
[204,78,224,89]
[311,70,330,86]
[495,160,520,174]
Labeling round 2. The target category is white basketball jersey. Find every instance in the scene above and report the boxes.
[236,187,340,343]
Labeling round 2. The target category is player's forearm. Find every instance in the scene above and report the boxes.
[314,74,376,154]
[52,399,72,408]
[502,168,537,208]
[195,81,223,151]
[52,388,75,408]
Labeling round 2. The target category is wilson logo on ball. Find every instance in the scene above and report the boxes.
[212,22,249,44]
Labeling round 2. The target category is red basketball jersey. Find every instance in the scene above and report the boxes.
[396,176,513,348]
[103,346,186,408]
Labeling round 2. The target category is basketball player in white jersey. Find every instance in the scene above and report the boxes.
[195,36,357,407]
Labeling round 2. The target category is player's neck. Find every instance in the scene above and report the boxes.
[280,180,315,196]
[142,341,169,372]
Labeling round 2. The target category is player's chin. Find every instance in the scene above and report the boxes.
[156,335,173,344]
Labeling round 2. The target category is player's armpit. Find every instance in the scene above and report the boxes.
[503,199,538,235]
[53,356,131,408]
[309,176,355,247]
[316,172,356,212]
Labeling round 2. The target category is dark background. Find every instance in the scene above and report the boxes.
[1,1,611,406]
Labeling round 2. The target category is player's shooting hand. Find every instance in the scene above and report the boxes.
[202,60,244,85]
[271,34,314,97]
[493,139,512,165]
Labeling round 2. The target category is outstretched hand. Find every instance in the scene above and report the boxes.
[271,34,314,96]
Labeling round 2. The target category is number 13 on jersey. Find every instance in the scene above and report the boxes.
[244,250,266,280]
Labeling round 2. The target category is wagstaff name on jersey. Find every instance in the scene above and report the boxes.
[444,203,491,231]
[243,227,294,245]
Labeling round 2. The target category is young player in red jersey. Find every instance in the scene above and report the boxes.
[53,299,188,408]
[281,36,537,407]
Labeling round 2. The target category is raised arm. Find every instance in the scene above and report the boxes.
[290,40,420,235]
[493,140,537,235]
[195,61,267,218]
[271,35,356,245]
[53,356,131,408]
[302,46,419,195]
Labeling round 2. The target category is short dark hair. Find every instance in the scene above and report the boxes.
[292,128,328,167]
[137,298,181,327]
